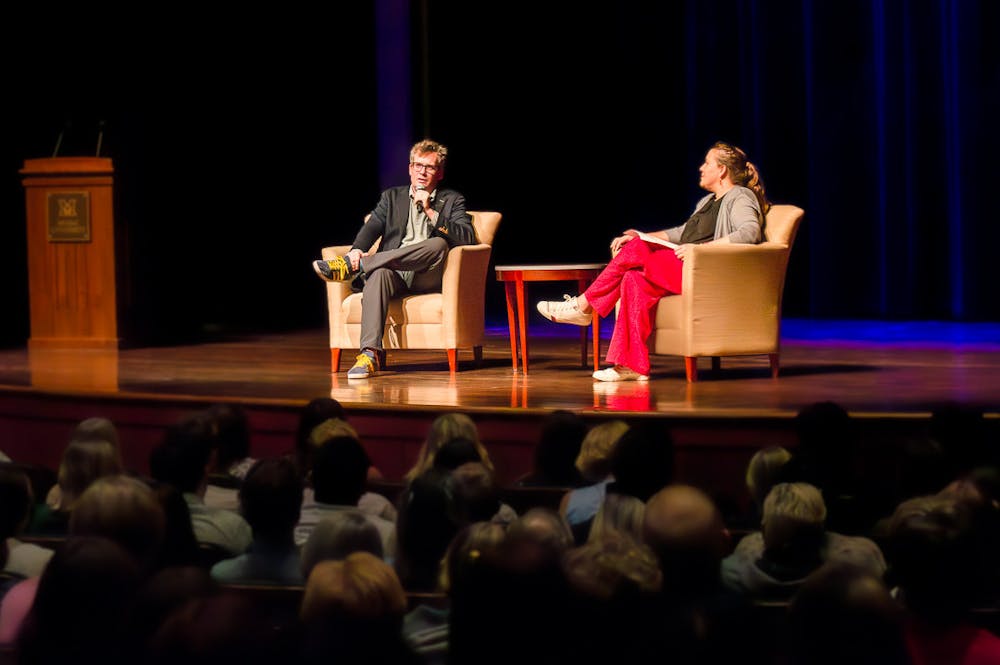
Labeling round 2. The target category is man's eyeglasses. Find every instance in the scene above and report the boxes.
[410,162,440,174]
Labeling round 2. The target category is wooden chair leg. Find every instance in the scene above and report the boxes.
[685,357,698,382]
[331,348,341,373]
[447,349,458,373]
[377,350,387,369]
[769,353,780,378]
[711,356,721,372]
[473,345,483,367]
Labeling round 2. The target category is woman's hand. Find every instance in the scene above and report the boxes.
[610,230,638,256]
[673,243,694,261]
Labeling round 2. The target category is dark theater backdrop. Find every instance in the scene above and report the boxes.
[2,0,996,349]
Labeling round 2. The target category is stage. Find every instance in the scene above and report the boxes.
[1,319,998,514]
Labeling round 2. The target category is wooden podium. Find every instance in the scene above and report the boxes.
[20,157,118,351]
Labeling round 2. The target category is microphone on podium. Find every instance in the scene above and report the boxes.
[95,120,105,157]
[52,119,71,158]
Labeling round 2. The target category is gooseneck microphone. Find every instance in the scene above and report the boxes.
[52,119,71,158]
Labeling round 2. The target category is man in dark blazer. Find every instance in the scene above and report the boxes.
[313,139,476,378]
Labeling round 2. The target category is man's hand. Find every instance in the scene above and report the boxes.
[346,248,364,271]
[413,188,432,213]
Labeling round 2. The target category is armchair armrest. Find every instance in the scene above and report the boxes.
[439,243,493,345]
[681,241,791,346]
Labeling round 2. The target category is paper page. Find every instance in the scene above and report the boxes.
[635,231,678,249]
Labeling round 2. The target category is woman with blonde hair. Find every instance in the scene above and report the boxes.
[538,141,768,382]
[299,552,422,664]
[558,420,630,542]
[404,413,494,484]
[29,438,122,536]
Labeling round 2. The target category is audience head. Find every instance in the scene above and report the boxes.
[17,536,142,665]
[746,445,792,511]
[562,532,663,662]
[149,412,216,494]
[127,566,219,658]
[301,551,407,623]
[761,482,827,562]
[239,457,303,546]
[204,403,251,474]
[506,507,574,561]
[588,491,646,544]
[787,562,909,665]
[608,422,674,502]
[406,412,491,483]
[394,467,461,591]
[301,511,384,580]
[432,437,483,472]
[146,593,276,665]
[643,484,729,595]
[295,397,347,477]
[885,492,980,620]
[532,410,588,487]
[787,401,854,488]
[448,461,502,525]
[575,419,630,483]
[71,416,120,452]
[69,474,167,570]
[311,435,371,506]
[439,521,507,594]
[56,437,123,510]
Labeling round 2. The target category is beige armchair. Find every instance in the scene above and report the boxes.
[321,211,502,374]
[648,204,804,382]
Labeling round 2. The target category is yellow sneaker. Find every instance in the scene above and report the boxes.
[313,255,354,282]
[347,351,378,379]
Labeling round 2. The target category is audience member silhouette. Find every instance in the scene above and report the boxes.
[722,482,885,600]
[562,531,663,664]
[886,492,1000,663]
[295,436,395,558]
[299,552,422,665]
[0,468,52,582]
[404,521,507,665]
[516,409,587,488]
[643,484,766,665]
[786,561,910,665]
[405,412,496,485]
[69,474,167,573]
[149,412,252,556]
[212,457,304,585]
[448,461,517,525]
[588,491,646,544]
[394,467,461,591]
[300,510,384,580]
[29,436,122,536]
[559,419,630,543]
[15,537,142,665]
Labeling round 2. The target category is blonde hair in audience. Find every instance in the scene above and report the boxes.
[56,439,123,510]
[301,551,407,622]
[404,412,493,483]
[575,420,630,482]
[438,521,507,594]
[745,445,792,509]
[762,483,826,525]
[588,492,646,544]
[307,418,359,448]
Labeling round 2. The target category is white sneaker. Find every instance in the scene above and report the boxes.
[536,295,592,326]
[592,365,649,382]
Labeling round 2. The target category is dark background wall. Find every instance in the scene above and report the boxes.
[2,1,997,349]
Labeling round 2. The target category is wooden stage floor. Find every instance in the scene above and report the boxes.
[1,320,997,417]
[1,320,996,498]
